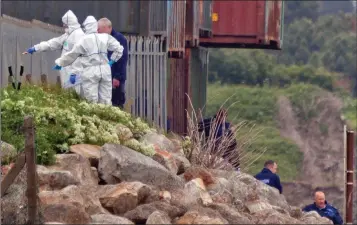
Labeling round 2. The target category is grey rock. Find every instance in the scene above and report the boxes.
[98,144,184,190]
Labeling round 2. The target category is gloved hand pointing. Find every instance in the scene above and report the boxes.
[69,74,77,84]
[22,47,36,55]
[108,60,115,67]
[53,65,62,70]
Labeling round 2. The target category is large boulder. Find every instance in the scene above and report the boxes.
[91,214,134,224]
[41,203,91,224]
[152,148,179,174]
[174,209,229,224]
[38,185,107,216]
[48,154,98,186]
[37,165,79,191]
[301,211,333,224]
[146,211,172,224]
[212,170,290,209]
[69,144,101,167]
[182,178,213,206]
[123,201,185,223]
[206,177,233,204]
[173,154,191,174]
[245,200,273,214]
[97,182,151,215]
[207,203,253,224]
[252,208,301,224]
[1,141,17,164]
[140,133,177,154]
[1,169,35,224]
[98,144,184,190]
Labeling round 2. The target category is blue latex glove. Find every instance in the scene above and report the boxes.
[69,74,76,84]
[27,47,36,54]
[108,60,115,67]
[53,65,62,70]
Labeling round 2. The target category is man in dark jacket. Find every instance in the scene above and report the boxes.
[198,109,240,170]
[254,160,282,194]
[98,18,128,109]
[302,191,343,225]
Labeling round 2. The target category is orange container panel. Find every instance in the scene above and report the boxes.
[200,0,284,50]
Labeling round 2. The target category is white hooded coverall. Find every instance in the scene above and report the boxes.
[34,10,84,94]
[55,16,124,105]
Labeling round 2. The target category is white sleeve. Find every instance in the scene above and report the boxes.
[107,35,124,62]
[55,39,86,67]
[34,34,68,52]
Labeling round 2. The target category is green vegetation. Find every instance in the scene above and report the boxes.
[1,85,156,165]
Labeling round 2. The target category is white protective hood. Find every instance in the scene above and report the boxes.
[82,16,98,34]
[62,10,81,33]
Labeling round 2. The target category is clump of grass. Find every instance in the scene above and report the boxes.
[183,94,267,172]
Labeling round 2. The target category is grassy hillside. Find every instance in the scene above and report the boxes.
[206,83,356,182]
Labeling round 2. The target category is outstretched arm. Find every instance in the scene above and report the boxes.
[55,39,86,67]
[34,33,68,52]
[107,35,124,63]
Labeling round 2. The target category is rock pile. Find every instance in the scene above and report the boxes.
[1,134,333,224]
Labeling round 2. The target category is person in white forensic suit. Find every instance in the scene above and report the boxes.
[53,16,124,104]
[23,10,85,95]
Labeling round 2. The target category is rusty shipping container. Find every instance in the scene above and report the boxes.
[167,47,209,135]
[200,0,284,50]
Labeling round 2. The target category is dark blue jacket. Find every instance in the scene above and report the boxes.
[198,117,232,139]
[254,168,282,194]
[302,201,343,225]
[108,29,128,81]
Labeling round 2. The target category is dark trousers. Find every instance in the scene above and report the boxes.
[112,80,126,109]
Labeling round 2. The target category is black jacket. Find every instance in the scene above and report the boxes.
[254,168,282,194]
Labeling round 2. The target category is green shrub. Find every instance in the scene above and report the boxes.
[1,85,155,165]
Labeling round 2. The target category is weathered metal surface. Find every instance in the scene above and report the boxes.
[189,47,209,117]
[148,0,167,36]
[1,0,141,34]
[199,0,284,50]
[198,0,212,37]
[125,36,167,130]
[167,46,209,135]
[185,0,200,47]
[167,54,188,135]
[167,0,186,58]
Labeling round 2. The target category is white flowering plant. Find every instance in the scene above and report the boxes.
[1,85,155,165]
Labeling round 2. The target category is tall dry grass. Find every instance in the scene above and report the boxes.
[183,94,267,173]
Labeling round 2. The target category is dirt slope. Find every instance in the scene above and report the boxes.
[276,93,346,215]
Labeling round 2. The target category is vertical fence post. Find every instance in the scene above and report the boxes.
[345,130,355,224]
[24,116,37,225]
[343,125,347,221]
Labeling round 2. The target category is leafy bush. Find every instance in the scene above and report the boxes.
[1,85,156,165]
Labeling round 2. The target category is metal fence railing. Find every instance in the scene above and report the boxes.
[125,36,167,130]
